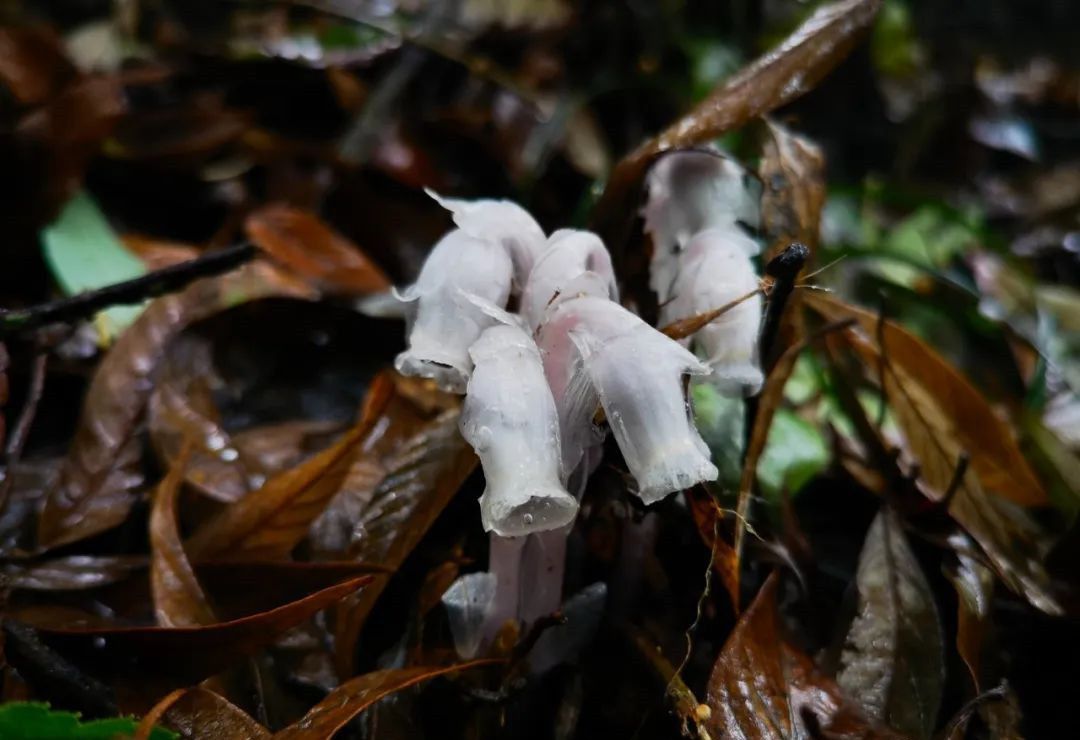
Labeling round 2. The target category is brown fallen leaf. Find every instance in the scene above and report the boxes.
[37,268,314,550]
[591,0,881,255]
[136,687,269,740]
[759,120,827,261]
[150,442,217,628]
[109,104,249,164]
[705,574,902,739]
[245,204,392,295]
[273,661,496,740]
[805,294,1060,614]
[944,533,995,691]
[0,26,75,106]
[836,508,944,739]
[333,408,477,676]
[804,292,1047,508]
[185,373,395,561]
[27,574,374,687]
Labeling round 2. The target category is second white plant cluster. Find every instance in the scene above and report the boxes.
[395,149,764,538]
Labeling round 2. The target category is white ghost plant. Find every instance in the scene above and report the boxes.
[520,229,618,330]
[538,295,718,504]
[460,324,578,537]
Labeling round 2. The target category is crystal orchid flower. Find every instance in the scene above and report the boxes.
[394,229,513,393]
[460,324,578,536]
[537,295,718,503]
[520,229,618,331]
[660,226,764,396]
[427,189,548,291]
[643,149,760,305]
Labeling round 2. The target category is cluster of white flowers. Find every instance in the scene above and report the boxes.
[395,153,762,537]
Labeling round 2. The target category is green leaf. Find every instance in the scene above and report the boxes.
[756,409,828,499]
[0,702,176,740]
[40,191,148,342]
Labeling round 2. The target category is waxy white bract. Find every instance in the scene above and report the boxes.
[461,324,578,537]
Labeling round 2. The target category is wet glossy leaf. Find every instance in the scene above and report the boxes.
[245,204,391,295]
[592,0,881,251]
[759,120,827,259]
[837,509,944,739]
[333,408,477,675]
[149,444,217,628]
[805,293,1060,614]
[805,292,1047,507]
[2,555,145,591]
[26,574,374,686]
[273,661,495,740]
[185,374,395,561]
[37,269,312,550]
[136,687,268,740]
[705,574,902,739]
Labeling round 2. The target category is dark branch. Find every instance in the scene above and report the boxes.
[0,243,257,337]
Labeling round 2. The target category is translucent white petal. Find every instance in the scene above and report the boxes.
[538,296,717,503]
[394,229,513,393]
[666,226,764,397]
[520,229,618,330]
[643,149,760,304]
[441,572,497,659]
[461,325,578,536]
[426,189,547,290]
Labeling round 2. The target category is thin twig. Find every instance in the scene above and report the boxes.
[660,288,763,340]
[0,243,257,337]
[0,348,47,514]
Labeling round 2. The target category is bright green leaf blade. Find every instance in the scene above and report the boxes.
[756,409,829,499]
[0,702,176,740]
[41,191,148,341]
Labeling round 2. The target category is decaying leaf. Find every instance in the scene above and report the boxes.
[333,408,477,675]
[805,293,1060,614]
[149,443,217,629]
[759,120,827,260]
[944,533,995,691]
[136,687,269,740]
[705,574,902,739]
[37,268,313,550]
[805,292,1046,508]
[0,27,75,105]
[185,374,396,561]
[273,661,495,740]
[245,204,391,295]
[592,0,881,253]
[837,509,944,739]
[25,574,374,686]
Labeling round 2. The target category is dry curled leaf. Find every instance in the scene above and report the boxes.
[591,0,881,253]
[245,204,392,295]
[759,120,827,260]
[944,533,995,691]
[705,574,902,740]
[37,268,312,550]
[185,374,396,561]
[837,509,944,739]
[149,443,217,629]
[273,661,496,740]
[136,687,269,740]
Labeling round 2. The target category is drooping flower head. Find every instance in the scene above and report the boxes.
[643,149,760,304]
[660,227,764,396]
[461,324,578,536]
[427,189,548,292]
[395,229,513,393]
[520,229,618,331]
[537,295,718,503]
